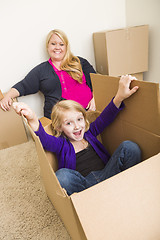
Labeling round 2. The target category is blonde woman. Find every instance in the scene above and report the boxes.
[0,29,96,118]
[13,75,141,196]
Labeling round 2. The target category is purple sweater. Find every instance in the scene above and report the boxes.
[35,99,124,170]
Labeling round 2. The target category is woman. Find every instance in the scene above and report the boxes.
[0,29,96,118]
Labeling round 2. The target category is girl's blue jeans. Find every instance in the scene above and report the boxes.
[56,140,141,196]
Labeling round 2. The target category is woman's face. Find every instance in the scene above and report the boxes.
[47,33,67,63]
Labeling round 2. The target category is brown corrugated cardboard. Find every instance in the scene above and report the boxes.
[24,127,160,240]
[91,73,160,160]
[0,92,28,149]
[71,153,160,240]
[39,116,52,128]
[26,74,160,239]
[93,25,149,76]
[91,74,160,135]
[132,72,143,80]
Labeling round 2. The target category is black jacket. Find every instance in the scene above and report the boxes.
[13,57,96,118]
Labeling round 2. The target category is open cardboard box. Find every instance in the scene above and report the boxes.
[93,25,149,77]
[1,74,160,239]
[28,74,160,239]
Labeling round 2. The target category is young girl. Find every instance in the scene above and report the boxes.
[13,75,141,196]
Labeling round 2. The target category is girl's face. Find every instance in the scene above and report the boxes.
[47,33,66,63]
[59,110,86,143]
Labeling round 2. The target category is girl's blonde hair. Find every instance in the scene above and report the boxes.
[46,29,83,83]
[51,100,90,137]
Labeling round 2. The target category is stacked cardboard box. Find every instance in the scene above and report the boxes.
[93,25,149,80]
[0,75,160,240]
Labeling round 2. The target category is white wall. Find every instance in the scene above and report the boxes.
[1,0,159,117]
[0,0,126,117]
[126,0,160,84]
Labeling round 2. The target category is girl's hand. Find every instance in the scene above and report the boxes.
[113,75,139,108]
[13,102,39,131]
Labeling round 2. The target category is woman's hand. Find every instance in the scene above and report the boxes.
[113,75,139,108]
[0,88,20,111]
[86,97,96,111]
[13,102,39,131]
[0,95,13,111]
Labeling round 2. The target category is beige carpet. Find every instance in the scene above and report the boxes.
[0,138,71,240]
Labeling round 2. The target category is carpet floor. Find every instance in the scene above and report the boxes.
[0,139,71,240]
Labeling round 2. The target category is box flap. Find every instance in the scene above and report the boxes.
[91,74,160,135]
[71,153,160,240]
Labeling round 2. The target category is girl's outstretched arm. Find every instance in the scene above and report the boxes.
[13,102,39,131]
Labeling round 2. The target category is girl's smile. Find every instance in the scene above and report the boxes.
[59,110,86,143]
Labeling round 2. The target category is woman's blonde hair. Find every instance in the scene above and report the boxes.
[46,29,83,83]
[51,100,90,137]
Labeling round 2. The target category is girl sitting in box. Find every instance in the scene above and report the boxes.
[13,75,141,196]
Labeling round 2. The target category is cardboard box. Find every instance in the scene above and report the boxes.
[131,72,143,80]
[93,25,149,76]
[0,91,28,149]
[28,74,160,239]
[1,75,160,239]
[39,116,52,128]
